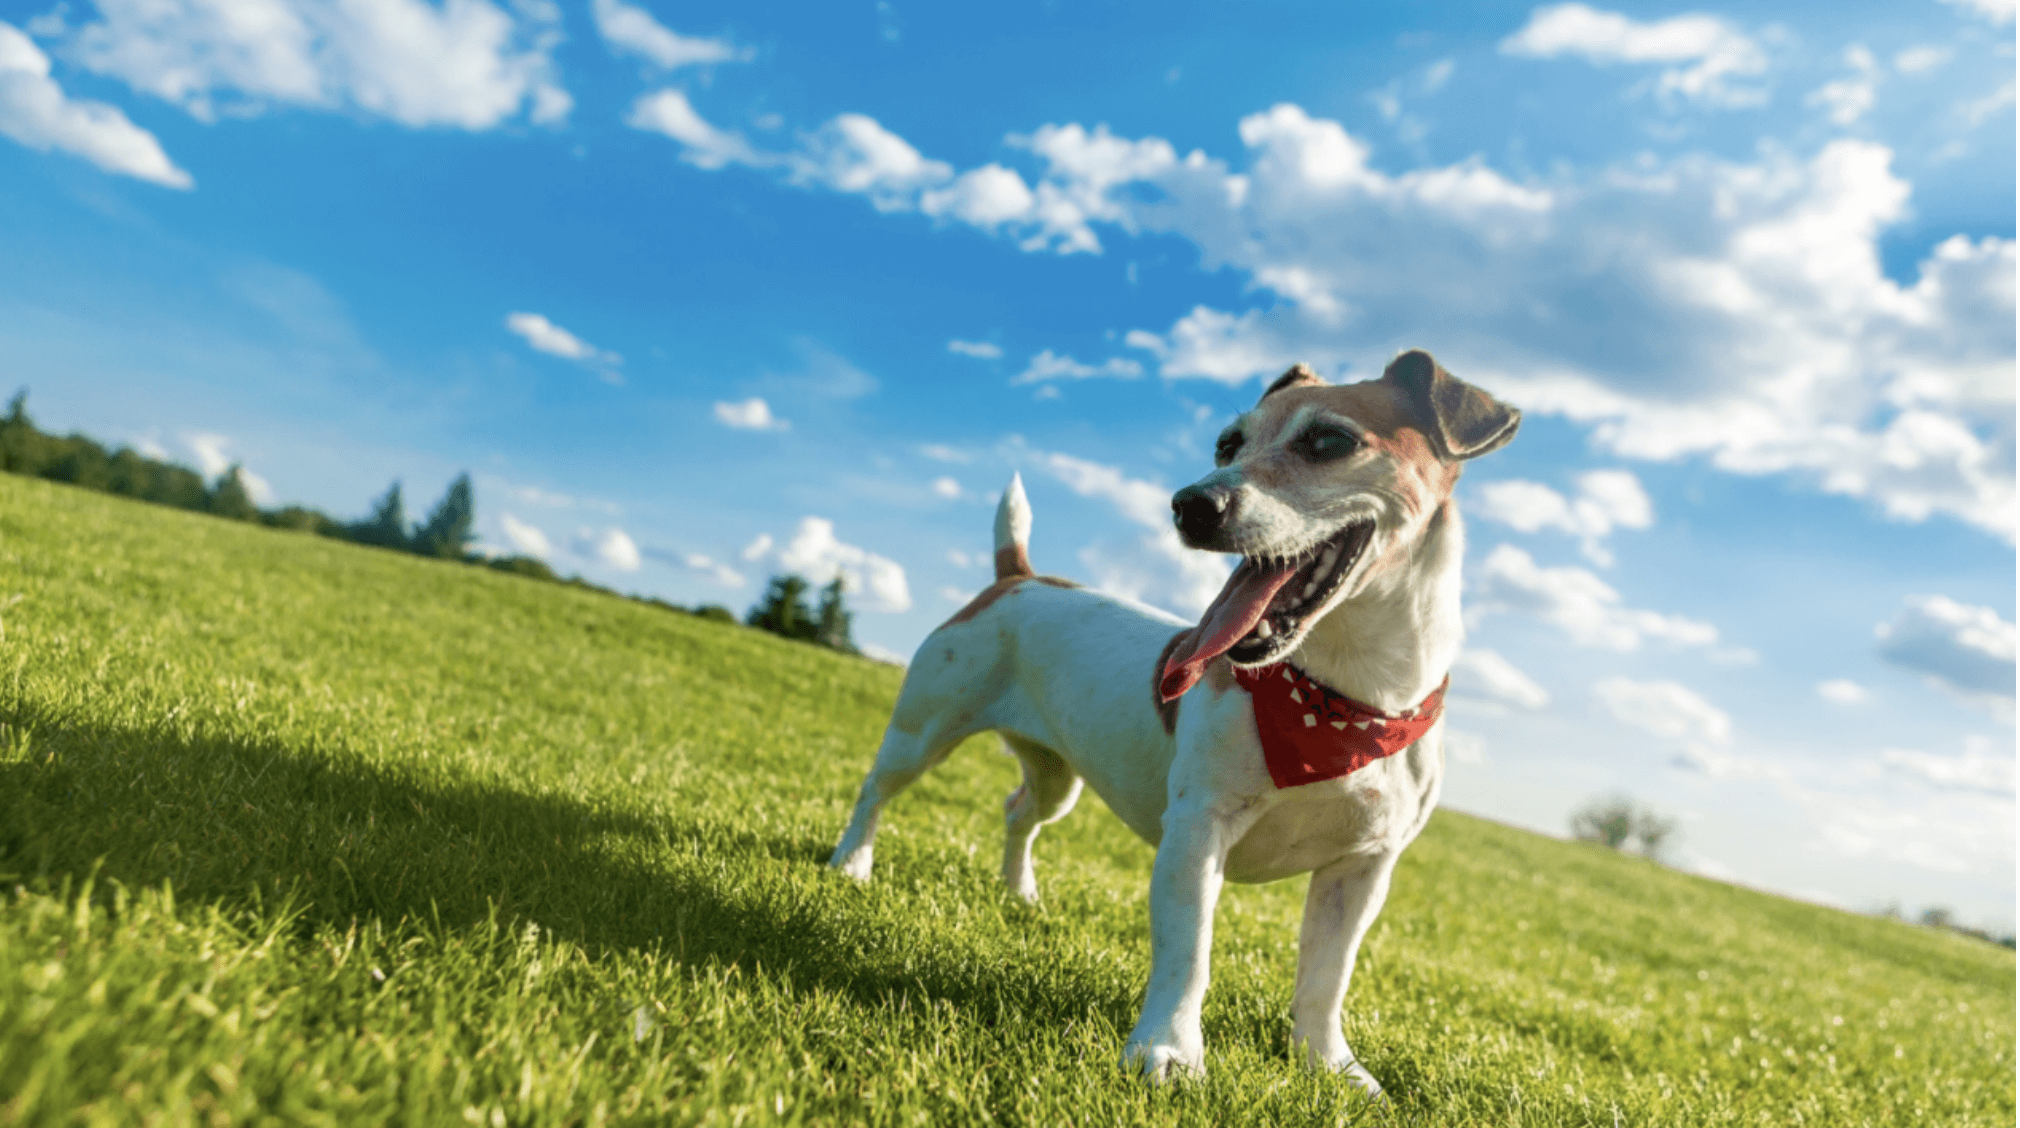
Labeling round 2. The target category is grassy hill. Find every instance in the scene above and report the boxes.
[0,473,2011,1126]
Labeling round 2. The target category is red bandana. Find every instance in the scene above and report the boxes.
[1232,663,1449,789]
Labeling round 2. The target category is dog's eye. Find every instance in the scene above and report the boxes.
[1297,426,1360,462]
[1214,431,1244,466]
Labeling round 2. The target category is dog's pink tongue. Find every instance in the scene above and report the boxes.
[1158,559,1300,702]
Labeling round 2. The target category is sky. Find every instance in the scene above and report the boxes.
[1,0,2013,929]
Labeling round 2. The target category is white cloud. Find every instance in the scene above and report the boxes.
[787,112,952,211]
[69,0,571,129]
[1471,544,1719,651]
[678,552,743,588]
[181,432,274,502]
[1012,349,1144,385]
[1807,45,1880,126]
[920,163,1036,229]
[626,88,759,169]
[930,476,961,499]
[919,443,971,463]
[1001,111,2012,540]
[777,516,911,612]
[1595,676,1733,743]
[0,22,192,188]
[1422,58,1455,93]
[1817,678,1868,705]
[1940,0,2016,25]
[946,339,1002,359]
[1469,469,1652,565]
[1451,648,1550,710]
[939,584,973,604]
[1876,595,2016,704]
[1444,728,1488,764]
[579,526,641,572]
[1893,46,1953,76]
[505,312,621,380]
[499,512,551,557]
[1037,450,1229,618]
[589,0,746,70]
[738,532,773,561]
[1881,739,2014,796]
[1670,744,1787,780]
[1499,3,1768,107]
[713,397,789,432]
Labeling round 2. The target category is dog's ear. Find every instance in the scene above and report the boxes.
[1257,363,1325,404]
[1382,350,1520,460]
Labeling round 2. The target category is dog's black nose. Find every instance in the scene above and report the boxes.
[1171,484,1233,545]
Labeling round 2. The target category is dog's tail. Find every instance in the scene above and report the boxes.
[994,472,1035,580]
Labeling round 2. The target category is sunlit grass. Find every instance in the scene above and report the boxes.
[1,473,2011,1125]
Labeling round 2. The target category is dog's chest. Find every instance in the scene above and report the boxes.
[1220,747,1439,884]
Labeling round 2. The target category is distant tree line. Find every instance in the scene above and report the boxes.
[0,390,881,655]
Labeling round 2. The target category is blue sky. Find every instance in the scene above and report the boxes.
[2,0,2013,928]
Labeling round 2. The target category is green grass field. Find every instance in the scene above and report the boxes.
[0,473,2011,1126]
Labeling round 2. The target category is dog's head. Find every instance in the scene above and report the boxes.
[1158,350,1518,699]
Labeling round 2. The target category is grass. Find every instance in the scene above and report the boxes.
[0,471,2011,1127]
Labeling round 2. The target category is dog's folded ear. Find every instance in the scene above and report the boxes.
[1258,363,1326,404]
[1382,350,1521,461]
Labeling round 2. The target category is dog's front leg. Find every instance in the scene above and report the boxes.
[1290,851,1399,1099]
[1121,802,1237,1081]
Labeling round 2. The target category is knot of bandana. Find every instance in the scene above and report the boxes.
[1231,663,1449,790]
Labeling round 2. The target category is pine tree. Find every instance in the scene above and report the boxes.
[815,576,856,654]
[747,574,817,642]
[413,473,476,558]
[207,464,261,522]
[351,481,410,550]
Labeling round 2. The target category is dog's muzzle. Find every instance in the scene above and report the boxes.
[1171,484,1237,548]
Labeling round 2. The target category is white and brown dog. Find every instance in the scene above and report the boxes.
[829,350,1519,1093]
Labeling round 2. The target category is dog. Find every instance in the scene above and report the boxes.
[828,350,1519,1093]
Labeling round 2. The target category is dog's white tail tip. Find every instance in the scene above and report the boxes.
[994,473,1034,579]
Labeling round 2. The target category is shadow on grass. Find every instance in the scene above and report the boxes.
[0,705,1139,1036]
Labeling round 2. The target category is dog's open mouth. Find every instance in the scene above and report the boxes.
[1157,519,1376,700]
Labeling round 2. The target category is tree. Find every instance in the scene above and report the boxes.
[815,576,857,654]
[747,574,818,642]
[207,465,261,522]
[0,390,49,475]
[1570,793,1679,860]
[351,481,409,550]
[413,473,476,558]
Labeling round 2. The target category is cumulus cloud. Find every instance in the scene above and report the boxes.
[919,443,972,463]
[506,312,621,381]
[1499,3,1768,106]
[499,512,551,557]
[1817,678,1868,705]
[1880,738,2014,796]
[788,112,952,211]
[1451,648,1550,710]
[946,339,1002,359]
[1469,469,1652,566]
[1940,0,2016,25]
[1595,676,1733,743]
[677,551,743,588]
[626,88,759,169]
[68,0,571,129]
[1471,544,1719,651]
[1012,349,1144,385]
[182,432,274,502]
[713,397,789,432]
[1876,595,2016,707]
[1037,450,1228,619]
[930,476,961,499]
[1807,45,1881,126]
[776,516,911,612]
[589,0,747,70]
[579,526,640,572]
[0,22,192,187]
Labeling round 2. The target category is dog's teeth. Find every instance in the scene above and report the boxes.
[1321,545,1337,567]
[1254,619,1273,638]
[1301,579,1318,598]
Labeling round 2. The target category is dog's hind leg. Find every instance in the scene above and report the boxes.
[828,721,969,882]
[999,735,1082,903]
[1289,851,1400,1099]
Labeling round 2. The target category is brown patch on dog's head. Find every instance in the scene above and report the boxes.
[1379,349,1521,462]
[1259,363,1326,403]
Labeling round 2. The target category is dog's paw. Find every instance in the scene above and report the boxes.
[1120,1040,1204,1084]
[827,846,874,881]
[1296,1036,1388,1101]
